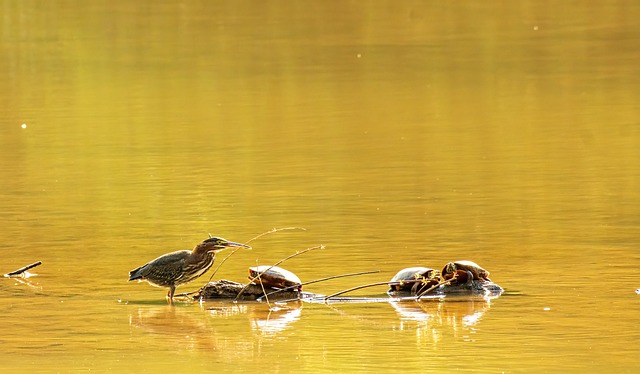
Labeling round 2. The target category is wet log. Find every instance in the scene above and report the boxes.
[387,279,504,297]
[444,279,503,295]
[195,279,503,302]
[194,279,304,301]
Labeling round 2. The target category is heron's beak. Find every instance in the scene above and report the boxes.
[223,241,252,250]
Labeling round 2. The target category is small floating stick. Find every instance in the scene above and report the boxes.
[4,261,42,278]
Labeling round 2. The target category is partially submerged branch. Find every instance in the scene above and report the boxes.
[4,261,42,278]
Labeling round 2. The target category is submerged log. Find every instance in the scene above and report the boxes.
[194,279,304,301]
[194,279,503,302]
[387,279,504,298]
[444,279,503,295]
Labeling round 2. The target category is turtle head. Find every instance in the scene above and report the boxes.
[415,269,436,280]
[443,262,457,274]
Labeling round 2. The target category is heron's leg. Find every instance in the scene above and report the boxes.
[167,286,176,304]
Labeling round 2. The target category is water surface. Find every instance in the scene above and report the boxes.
[1,1,639,372]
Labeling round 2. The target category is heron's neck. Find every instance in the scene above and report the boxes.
[190,247,216,263]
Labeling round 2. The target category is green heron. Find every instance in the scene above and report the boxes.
[129,237,251,301]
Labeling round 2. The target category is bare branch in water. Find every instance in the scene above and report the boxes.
[324,281,393,301]
[4,261,42,278]
[257,270,380,301]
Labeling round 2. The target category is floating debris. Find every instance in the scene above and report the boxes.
[4,261,42,278]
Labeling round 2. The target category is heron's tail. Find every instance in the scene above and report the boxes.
[128,266,145,281]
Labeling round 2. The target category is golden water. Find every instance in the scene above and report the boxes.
[1,1,639,372]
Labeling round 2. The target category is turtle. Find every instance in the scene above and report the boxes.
[388,267,439,295]
[441,260,491,286]
[249,265,302,291]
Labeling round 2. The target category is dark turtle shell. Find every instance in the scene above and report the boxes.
[388,267,437,292]
[441,260,490,282]
[249,265,302,291]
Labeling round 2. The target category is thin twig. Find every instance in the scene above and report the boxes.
[205,227,306,284]
[257,270,380,301]
[271,296,304,303]
[234,244,324,301]
[205,246,245,284]
[243,227,306,246]
[323,281,392,301]
[255,260,271,309]
[173,289,201,298]
[4,261,42,278]
[416,280,451,300]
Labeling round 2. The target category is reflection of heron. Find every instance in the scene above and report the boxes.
[129,306,219,351]
[129,237,250,301]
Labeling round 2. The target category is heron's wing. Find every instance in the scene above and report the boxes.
[129,250,190,284]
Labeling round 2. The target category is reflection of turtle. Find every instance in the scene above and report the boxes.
[249,266,302,291]
[441,260,490,286]
[388,267,439,295]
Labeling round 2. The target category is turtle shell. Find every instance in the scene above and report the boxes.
[249,265,302,291]
[441,260,490,281]
[389,267,436,292]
